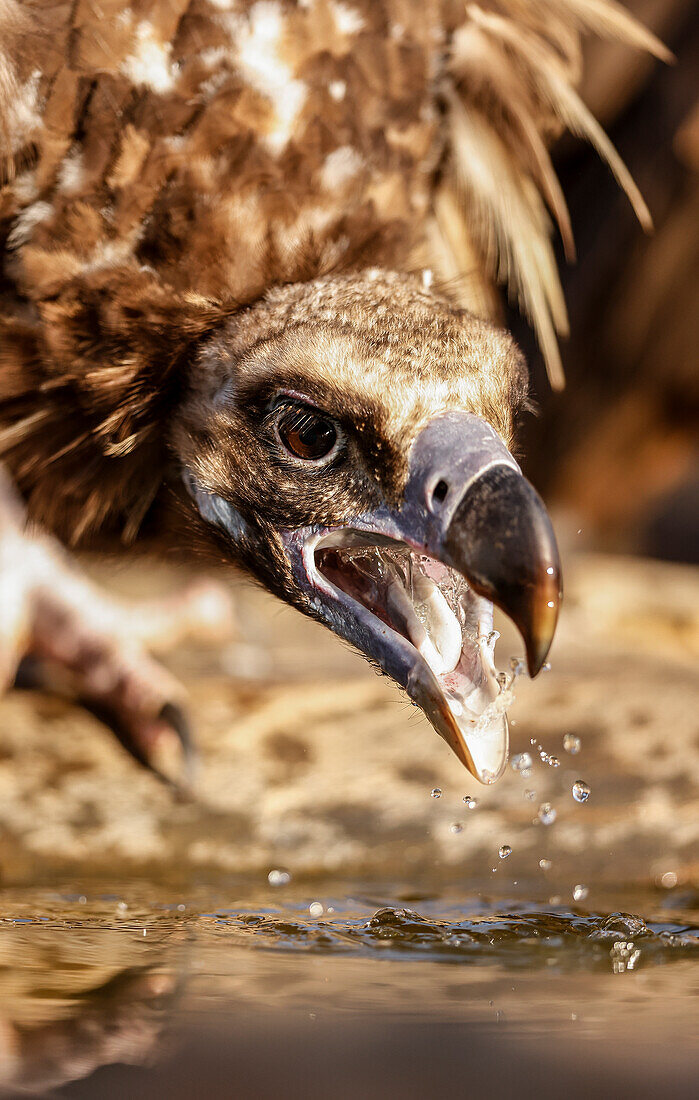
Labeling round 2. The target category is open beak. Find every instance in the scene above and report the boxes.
[188,412,561,785]
[282,412,561,784]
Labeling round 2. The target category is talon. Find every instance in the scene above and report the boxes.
[86,697,196,795]
[159,701,198,789]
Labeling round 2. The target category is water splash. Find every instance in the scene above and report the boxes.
[207,904,698,973]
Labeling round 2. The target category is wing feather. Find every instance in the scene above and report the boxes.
[442,0,667,387]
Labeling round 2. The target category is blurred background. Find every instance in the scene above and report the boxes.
[519,0,698,563]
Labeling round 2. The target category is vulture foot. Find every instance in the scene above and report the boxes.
[0,511,233,790]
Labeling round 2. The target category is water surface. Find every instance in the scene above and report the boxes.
[0,880,696,1098]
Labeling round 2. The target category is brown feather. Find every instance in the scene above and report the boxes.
[0,0,666,533]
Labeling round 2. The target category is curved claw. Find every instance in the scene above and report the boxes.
[81,697,197,796]
[13,657,197,795]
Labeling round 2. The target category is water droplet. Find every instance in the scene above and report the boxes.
[509,657,527,678]
[563,733,581,754]
[524,789,536,801]
[548,755,560,768]
[430,787,442,799]
[539,858,552,870]
[546,566,555,575]
[462,796,478,809]
[530,738,537,746]
[660,871,678,889]
[116,901,128,913]
[542,661,552,672]
[268,869,291,887]
[539,750,549,764]
[450,822,463,834]
[538,802,557,825]
[573,884,588,901]
[572,780,591,803]
[143,928,147,937]
[78,896,87,905]
[499,844,512,859]
[177,903,186,912]
[511,752,533,772]
[309,901,324,918]
[496,672,508,688]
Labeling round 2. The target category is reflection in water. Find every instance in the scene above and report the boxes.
[0,961,178,1095]
[0,885,697,1096]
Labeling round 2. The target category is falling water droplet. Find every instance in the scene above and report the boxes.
[509,657,527,678]
[538,803,557,825]
[548,755,560,768]
[572,780,591,803]
[309,901,324,918]
[539,858,552,870]
[511,752,533,772]
[498,845,512,859]
[430,787,442,799]
[462,796,478,809]
[520,768,533,779]
[573,884,589,901]
[268,869,291,887]
[450,822,463,834]
[524,789,536,801]
[563,733,581,754]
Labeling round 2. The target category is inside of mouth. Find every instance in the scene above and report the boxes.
[315,540,511,782]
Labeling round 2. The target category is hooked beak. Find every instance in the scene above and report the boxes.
[189,413,561,785]
[281,413,561,784]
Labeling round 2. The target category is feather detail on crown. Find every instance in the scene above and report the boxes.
[435,0,671,389]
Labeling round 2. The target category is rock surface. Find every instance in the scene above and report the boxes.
[0,553,696,888]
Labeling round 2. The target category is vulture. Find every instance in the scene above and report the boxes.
[0,0,668,786]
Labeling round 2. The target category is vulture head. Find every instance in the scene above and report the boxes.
[174,270,561,784]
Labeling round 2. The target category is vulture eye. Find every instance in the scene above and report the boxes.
[276,404,340,463]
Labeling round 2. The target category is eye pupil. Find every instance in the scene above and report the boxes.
[278,407,338,461]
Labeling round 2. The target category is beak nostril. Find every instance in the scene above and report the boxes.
[431,480,449,508]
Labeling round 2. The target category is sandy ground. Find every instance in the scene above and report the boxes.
[0,552,696,888]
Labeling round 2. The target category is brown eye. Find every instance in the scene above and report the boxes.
[277,405,339,462]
